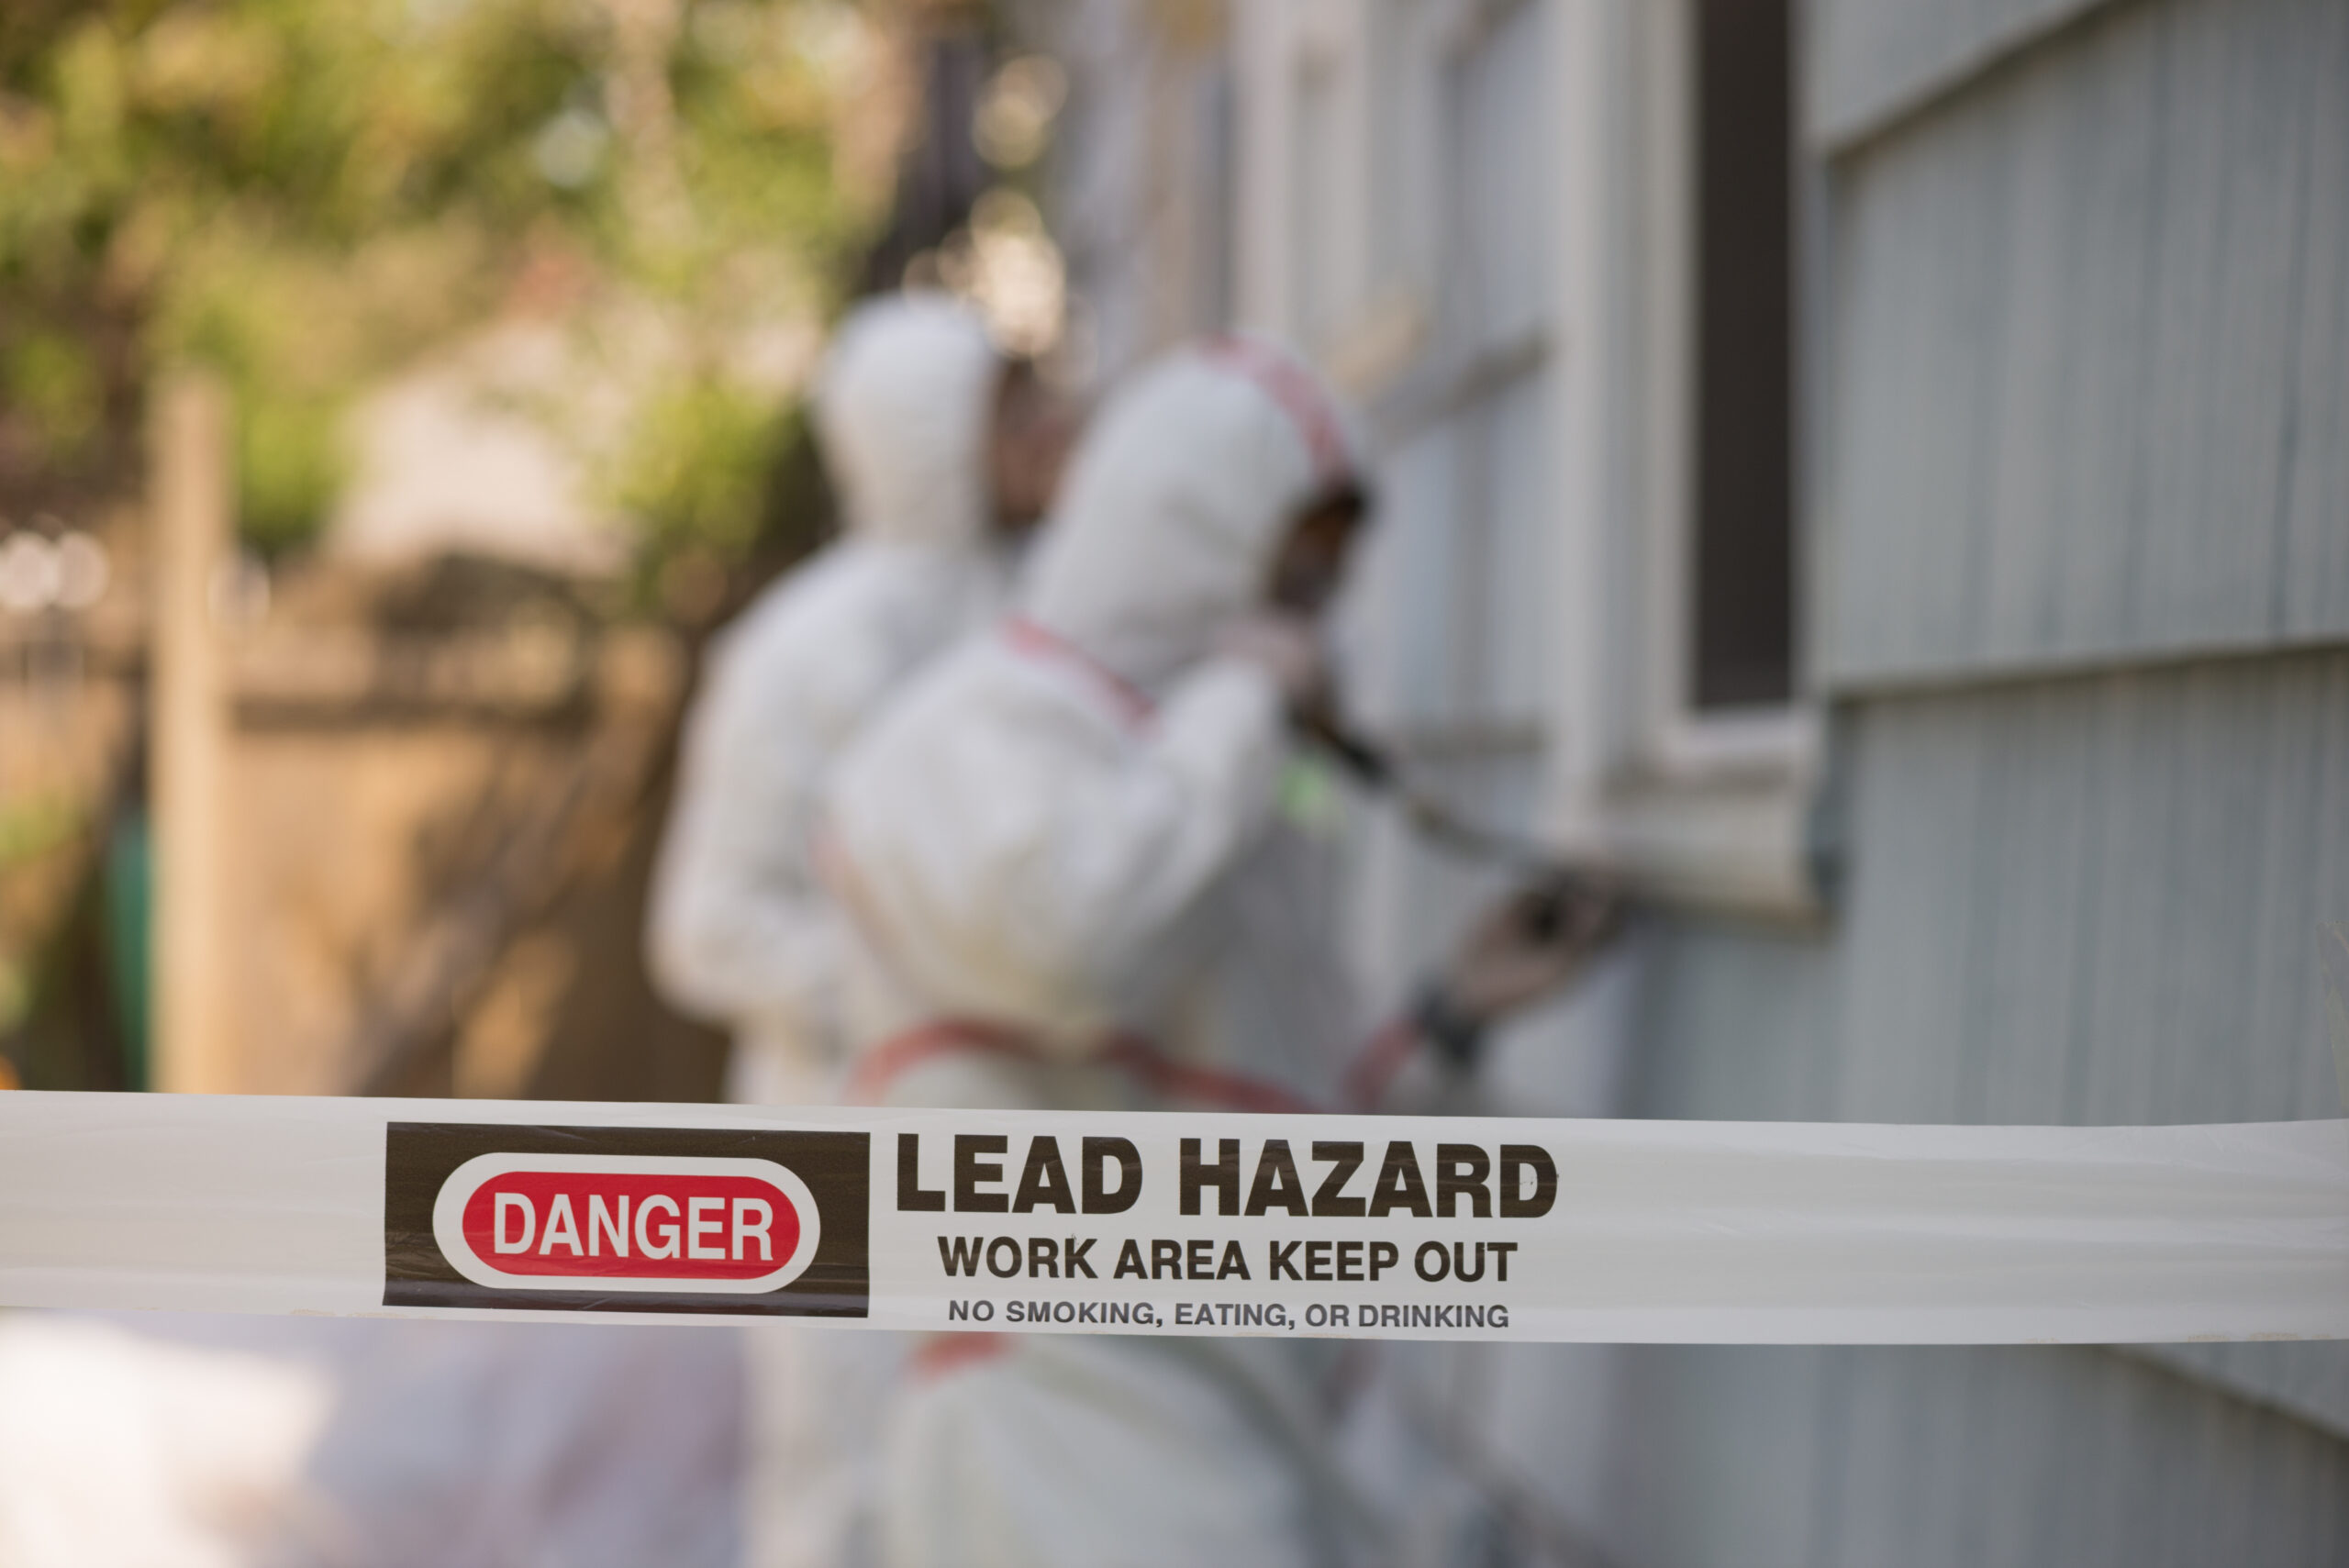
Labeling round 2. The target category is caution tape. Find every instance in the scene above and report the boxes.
[1,1091,2343,1344]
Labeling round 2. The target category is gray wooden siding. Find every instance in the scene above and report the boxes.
[1579,1344,2349,1567]
[1828,650,2349,1130]
[1614,650,2349,1467]
[1637,651,2349,1129]
[2140,1340,2349,1448]
[1808,0,2121,150]
[1431,1339,2349,1568]
[1817,0,2349,688]
[1516,0,2349,1551]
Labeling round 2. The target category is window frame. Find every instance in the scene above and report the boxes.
[1235,0,1825,919]
[1545,0,1823,917]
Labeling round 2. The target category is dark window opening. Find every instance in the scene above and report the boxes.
[1690,0,1797,711]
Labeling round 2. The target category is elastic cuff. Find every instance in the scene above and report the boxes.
[1412,983,1486,1073]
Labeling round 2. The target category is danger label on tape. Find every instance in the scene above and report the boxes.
[1,1093,2343,1344]
[384,1122,869,1317]
[379,1123,1563,1329]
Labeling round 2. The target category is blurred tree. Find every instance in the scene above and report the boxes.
[0,0,895,562]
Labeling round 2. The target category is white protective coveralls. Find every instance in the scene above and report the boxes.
[649,292,1008,1106]
[822,339,1386,1568]
[644,293,1007,1568]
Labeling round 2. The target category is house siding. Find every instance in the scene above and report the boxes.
[1818,0,2349,686]
[1586,0,2349,1537]
[1808,0,2123,147]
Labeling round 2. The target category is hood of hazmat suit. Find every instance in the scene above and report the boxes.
[647,293,1006,1107]
[823,339,1385,1568]
[1021,338,1357,692]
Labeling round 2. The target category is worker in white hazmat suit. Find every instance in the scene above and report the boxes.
[819,336,1617,1568]
[646,291,1076,1568]
[649,292,1072,1106]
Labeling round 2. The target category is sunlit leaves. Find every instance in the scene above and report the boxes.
[0,0,866,556]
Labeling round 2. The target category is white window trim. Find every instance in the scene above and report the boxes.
[1234,0,1822,921]
[1542,0,1823,921]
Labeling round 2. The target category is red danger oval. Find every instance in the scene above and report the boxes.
[461,1172,797,1280]
[432,1152,822,1294]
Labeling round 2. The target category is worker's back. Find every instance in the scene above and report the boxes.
[646,294,1008,1105]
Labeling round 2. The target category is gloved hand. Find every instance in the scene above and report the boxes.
[1418,873,1625,1067]
[1217,611,1331,712]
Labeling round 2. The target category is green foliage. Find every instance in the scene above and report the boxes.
[608,375,787,562]
[239,389,347,552]
[0,793,83,868]
[3,328,105,462]
[0,0,873,554]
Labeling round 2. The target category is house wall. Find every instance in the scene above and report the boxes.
[1576,0,2349,1556]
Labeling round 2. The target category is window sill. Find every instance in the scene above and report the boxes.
[1555,716,1827,925]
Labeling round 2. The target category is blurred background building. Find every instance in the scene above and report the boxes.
[2,0,2346,1562]
[0,0,934,1105]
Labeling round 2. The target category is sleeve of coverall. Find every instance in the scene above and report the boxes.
[645,642,846,1036]
[985,654,1290,1033]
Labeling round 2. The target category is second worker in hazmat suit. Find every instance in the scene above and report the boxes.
[818,336,1616,1568]
[645,291,1075,1568]
[649,292,1074,1106]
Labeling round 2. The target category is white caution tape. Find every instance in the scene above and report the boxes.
[1,1092,2343,1344]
